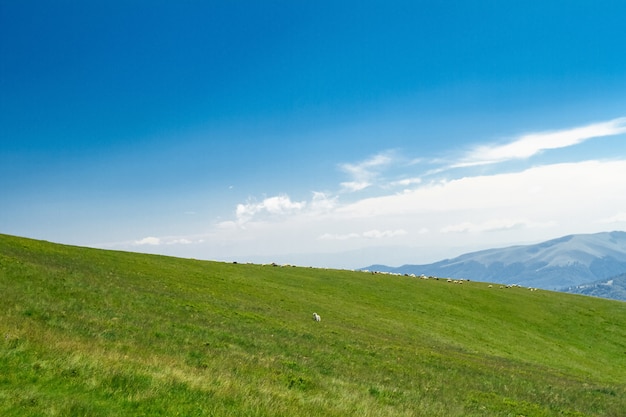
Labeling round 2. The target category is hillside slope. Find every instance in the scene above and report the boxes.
[364,231,626,291]
[1,234,625,416]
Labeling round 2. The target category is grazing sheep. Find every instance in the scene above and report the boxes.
[312,313,321,322]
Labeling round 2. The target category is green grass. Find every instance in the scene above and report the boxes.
[1,233,625,416]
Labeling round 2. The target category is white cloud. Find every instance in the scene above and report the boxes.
[453,117,626,168]
[134,236,161,246]
[227,192,337,228]
[235,195,306,224]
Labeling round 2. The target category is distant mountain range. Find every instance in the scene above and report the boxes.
[363,231,626,300]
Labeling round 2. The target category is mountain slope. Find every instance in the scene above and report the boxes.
[1,233,625,416]
[364,231,626,291]
[562,272,626,301]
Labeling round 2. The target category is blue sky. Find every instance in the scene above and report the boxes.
[2,1,626,268]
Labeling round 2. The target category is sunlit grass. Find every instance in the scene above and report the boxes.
[1,234,625,416]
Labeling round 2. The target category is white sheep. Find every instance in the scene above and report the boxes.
[312,313,321,322]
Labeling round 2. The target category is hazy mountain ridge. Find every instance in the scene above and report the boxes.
[363,231,626,297]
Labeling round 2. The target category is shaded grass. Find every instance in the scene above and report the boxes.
[1,234,625,416]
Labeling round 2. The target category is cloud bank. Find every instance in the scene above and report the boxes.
[120,117,626,268]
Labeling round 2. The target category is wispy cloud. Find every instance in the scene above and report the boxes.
[387,177,422,188]
[340,181,371,192]
[452,117,626,168]
[339,152,393,192]
[440,219,554,234]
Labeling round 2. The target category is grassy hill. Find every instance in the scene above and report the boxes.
[1,234,625,416]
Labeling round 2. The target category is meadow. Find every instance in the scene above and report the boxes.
[1,234,625,416]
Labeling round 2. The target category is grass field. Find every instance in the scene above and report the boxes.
[1,233,625,416]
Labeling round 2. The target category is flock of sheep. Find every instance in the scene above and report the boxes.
[360,269,540,291]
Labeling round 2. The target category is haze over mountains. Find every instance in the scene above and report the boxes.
[364,231,626,299]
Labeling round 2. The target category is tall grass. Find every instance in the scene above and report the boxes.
[1,234,625,416]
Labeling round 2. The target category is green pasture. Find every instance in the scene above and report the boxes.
[1,234,624,416]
